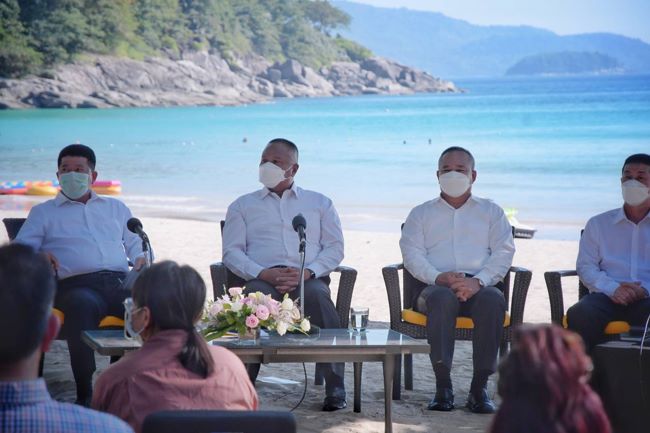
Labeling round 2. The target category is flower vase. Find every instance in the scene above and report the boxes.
[237,327,260,344]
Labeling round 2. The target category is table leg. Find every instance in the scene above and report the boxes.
[353,362,362,413]
[383,354,396,433]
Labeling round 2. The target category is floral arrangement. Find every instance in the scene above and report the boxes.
[202,287,310,341]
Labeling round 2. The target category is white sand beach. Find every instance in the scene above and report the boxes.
[1,207,581,433]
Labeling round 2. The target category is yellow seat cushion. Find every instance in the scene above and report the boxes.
[52,307,124,328]
[402,308,511,328]
[561,315,629,335]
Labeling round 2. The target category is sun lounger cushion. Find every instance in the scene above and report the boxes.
[560,314,630,335]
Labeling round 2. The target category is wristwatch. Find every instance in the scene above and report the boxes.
[306,269,316,279]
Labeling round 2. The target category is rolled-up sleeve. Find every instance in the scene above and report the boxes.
[474,207,515,287]
[577,217,619,297]
[13,206,45,251]
[222,201,265,280]
[306,197,344,277]
[400,207,441,285]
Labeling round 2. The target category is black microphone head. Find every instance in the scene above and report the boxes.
[127,217,143,234]
[292,213,307,232]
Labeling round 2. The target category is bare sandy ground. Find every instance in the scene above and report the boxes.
[1,209,580,433]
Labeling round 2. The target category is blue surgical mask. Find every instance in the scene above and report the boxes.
[59,172,91,199]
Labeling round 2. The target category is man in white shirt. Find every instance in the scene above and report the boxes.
[14,144,145,406]
[400,147,514,414]
[223,138,346,411]
[567,153,650,350]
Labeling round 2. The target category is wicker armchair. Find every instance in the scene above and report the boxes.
[212,220,358,385]
[383,261,531,399]
[544,270,630,335]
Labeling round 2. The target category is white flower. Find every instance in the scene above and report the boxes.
[300,318,311,333]
[281,297,294,311]
[230,301,243,312]
[228,287,243,298]
[276,321,288,336]
[291,306,301,320]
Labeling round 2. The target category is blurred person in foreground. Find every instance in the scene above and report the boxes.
[0,243,133,433]
[92,261,258,433]
[567,153,650,350]
[489,324,611,433]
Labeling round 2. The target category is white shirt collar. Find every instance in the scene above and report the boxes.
[433,194,477,210]
[54,190,103,206]
[257,183,300,199]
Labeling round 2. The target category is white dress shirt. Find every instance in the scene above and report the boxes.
[222,184,344,280]
[577,207,650,297]
[15,192,144,280]
[400,195,515,287]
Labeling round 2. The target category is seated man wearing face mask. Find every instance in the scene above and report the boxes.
[567,153,650,351]
[222,138,347,412]
[400,146,515,414]
[14,144,146,407]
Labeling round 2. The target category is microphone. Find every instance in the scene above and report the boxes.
[292,214,306,252]
[127,218,147,239]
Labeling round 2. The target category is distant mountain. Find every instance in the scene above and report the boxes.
[506,51,621,76]
[334,1,650,77]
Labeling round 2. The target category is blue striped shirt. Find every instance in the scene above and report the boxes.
[0,379,133,433]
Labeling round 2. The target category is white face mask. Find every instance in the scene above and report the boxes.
[622,179,649,206]
[123,297,144,344]
[59,172,91,199]
[438,171,471,198]
[259,161,291,189]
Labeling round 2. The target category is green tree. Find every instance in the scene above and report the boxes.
[304,0,350,35]
[0,0,43,77]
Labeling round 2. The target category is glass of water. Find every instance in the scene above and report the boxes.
[350,306,369,333]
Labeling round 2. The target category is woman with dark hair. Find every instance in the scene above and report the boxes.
[92,261,258,433]
[489,324,611,433]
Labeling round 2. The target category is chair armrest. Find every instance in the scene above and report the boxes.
[508,266,532,327]
[382,264,405,329]
[210,262,228,299]
[333,265,357,328]
[544,270,577,325]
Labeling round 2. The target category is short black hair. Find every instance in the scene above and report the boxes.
[0,243,56,364]
[438,146,475,169]
[58,144,96,170]
[622,153,650,173]
[267,138,299,161]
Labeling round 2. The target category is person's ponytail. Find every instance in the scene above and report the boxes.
[178,327,214,378]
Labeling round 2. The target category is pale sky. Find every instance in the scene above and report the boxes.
[349,0,650,43]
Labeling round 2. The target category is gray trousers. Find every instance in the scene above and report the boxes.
[415,284,506,374]
[244,278,346,399]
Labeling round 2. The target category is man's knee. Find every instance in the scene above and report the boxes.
[57,288,105,325]
[473,286,506,311]
[423,285,457,310]
[303,279,331,304]
[244,279,276,296]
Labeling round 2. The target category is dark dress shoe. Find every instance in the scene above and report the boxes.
[427,387,454,411]
[322,396,347,411]
[466,388,496,414]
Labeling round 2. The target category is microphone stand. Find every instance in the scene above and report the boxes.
[298,237,306,320]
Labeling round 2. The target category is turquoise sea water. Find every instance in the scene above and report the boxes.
[1,75,649,239]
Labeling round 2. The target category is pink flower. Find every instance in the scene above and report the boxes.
[255,305,270,320]
[228,287,243,297]
[245,314,260,328]
[242,297,253,305]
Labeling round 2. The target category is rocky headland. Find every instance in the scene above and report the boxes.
[0,52,459,109]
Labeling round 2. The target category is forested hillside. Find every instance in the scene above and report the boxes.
[0,0,371,78]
